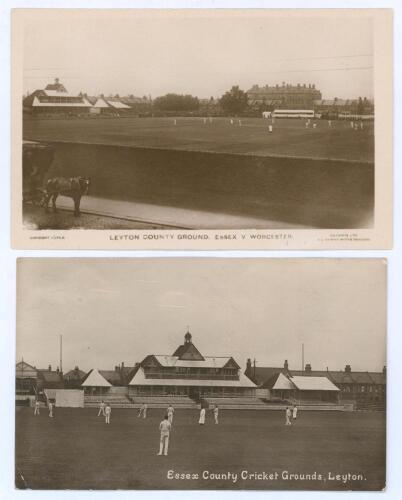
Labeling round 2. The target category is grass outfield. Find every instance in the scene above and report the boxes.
[15,407,385,491]
[23,116,374,162]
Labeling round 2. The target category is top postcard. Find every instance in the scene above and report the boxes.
[11,9,393,249]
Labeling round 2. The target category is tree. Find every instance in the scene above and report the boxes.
[357,97,364,115]
[153,93,199,112]
[219,86,249,115]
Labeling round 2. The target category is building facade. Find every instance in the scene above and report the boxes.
[128,332,256,399]
[16,361,38,396]
[24,78,93,115]
[246,359,386,410]
[63,367,86,388]
[247,82,322,111]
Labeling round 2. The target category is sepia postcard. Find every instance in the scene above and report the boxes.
[15,258,386,491]
[11,9,392,249]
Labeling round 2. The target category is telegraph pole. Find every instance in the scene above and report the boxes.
[60,335,63,374]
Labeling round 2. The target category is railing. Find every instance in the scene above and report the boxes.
[84,394,128,401]
[143,372,238,381]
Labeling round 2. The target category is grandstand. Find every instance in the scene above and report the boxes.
[127,331,257,406]
[83,394,134,408]
[23,79,92,115]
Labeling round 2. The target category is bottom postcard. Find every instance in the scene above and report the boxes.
[15,258,386,490]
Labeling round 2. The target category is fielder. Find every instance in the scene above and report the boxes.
[213,405,219,424]
[285,407,292,426]
[292,405,298,421]
[199,407,206,425]
[167,404,174,424]
[105,404,111,424]
[157,415,171,456]
[34,400,40,415]
[138,403,147,419]
[98,400,106,417]
[48,401,54,418]
[328,120,332,127]
[268,125,273,133]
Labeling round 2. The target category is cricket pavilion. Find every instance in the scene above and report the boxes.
[127,331,258,406]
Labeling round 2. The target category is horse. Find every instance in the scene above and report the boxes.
[43,177,91,217]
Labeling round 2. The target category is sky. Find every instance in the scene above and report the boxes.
[16,258,386,374]
[22,10,373,100]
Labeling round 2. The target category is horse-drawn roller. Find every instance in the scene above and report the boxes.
[23,140,91,216]
[23,140,55,205]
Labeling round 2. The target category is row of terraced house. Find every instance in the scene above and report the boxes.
[16,331,385,411]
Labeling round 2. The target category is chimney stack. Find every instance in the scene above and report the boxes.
[305,363,312,373]
[345,365,352,373]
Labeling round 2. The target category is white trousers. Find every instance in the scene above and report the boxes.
[105,414,110,424]
[168,414,173,424]
[159,434,169,455]
[34,407,40,415]
[98,408,105,416]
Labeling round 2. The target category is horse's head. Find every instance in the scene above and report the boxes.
[79,177,91,195]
